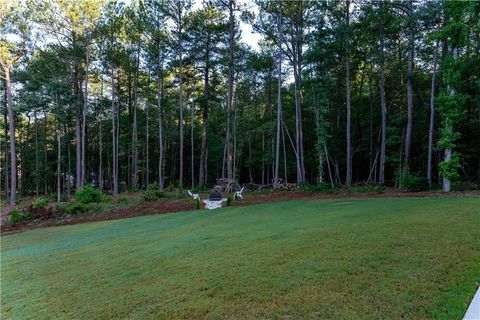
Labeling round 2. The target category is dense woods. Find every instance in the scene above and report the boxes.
[1,0,479,205]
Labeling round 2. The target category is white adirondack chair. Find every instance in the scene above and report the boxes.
[234,187,245,199]
[187,190,200,200]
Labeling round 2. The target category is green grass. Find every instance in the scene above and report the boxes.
[1,197,479,319]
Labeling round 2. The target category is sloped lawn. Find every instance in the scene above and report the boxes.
[1,196,479,319]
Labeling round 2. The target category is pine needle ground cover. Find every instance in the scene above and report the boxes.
[1,197,479,319]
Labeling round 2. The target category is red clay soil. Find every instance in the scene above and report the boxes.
[2,189,479,235]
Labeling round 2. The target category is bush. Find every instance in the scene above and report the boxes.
[56,201,89,215]
[32,197,49,209]
[8,208,32,225]
[302,183,324,192]
[402,174,428,192]
[10,209,23,224]
[117,195,129,204]
[226,195,233,206]
[195,198,201,209]
[143,185,166,202]
[101,194,112,203]
[348,184,383,194]
[75,185,104,204]
[143,189,158,202]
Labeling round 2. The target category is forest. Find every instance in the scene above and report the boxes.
[1,0,480,206]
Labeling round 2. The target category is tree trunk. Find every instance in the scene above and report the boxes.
[404,0,414,172]
[98,77,104,191]
[226,0,235,189]
[56,120,61,203]
[3,105,9,198]
[248,138,253,183]
[116,98,119,193]
[132,45,140,191]
[233,110,237,182]
[368,67,374,179]
[379,20,387,186]
[155,12,165,191]
[66,124,71,196]
[146,102,149,189]
[19,117,29,197]
[4,67,16,205]
[157,51,165,190]
[222,139,226,178]
[34,109,39,196]
[293,26,305,185]
[0,138,2,198]
[0,139,2,197]
[262,131,265,185]
[345,0,352,187]
[44,109,48,194]
[111,69,118,195]
[427,40,439,187]
[282,122,288,184]
[325,145,334,189]
[198,58,209,189]
[274,8,283,188]
[72,31,83,190]
[443,47,458,192]
[179,21,184,189]
[82,47,89,186]
[190,102,194,189]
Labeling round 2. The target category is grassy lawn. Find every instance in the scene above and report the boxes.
[1,197,479,319]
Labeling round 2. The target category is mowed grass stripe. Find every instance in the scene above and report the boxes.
[1,197,479,319]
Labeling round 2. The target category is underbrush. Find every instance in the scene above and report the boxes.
[400,173,428,192]
[348,184,383,194]
[452,181,480,191]
[31,197,49,209]
[3,187,123,227]
[302,183,339,193]
[143,185,166,202]
[75,185,107,204]
[55,201,91,215]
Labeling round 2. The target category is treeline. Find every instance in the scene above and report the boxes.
[1,0,479,205]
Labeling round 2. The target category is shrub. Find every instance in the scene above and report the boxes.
[56,201,89,215]
[10,209,22,224]
[117,195,129,204]
[101,194,112,203]
[143,189,158,202]
[8,208,32,225]
[143,185,166,202]
[75,185,104,204]
[226,195,233,206]
[32,197,49,209]
[195,198,201,209]
[348,184,383,194]
[402,174,428,192]
[302,183,324,192]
